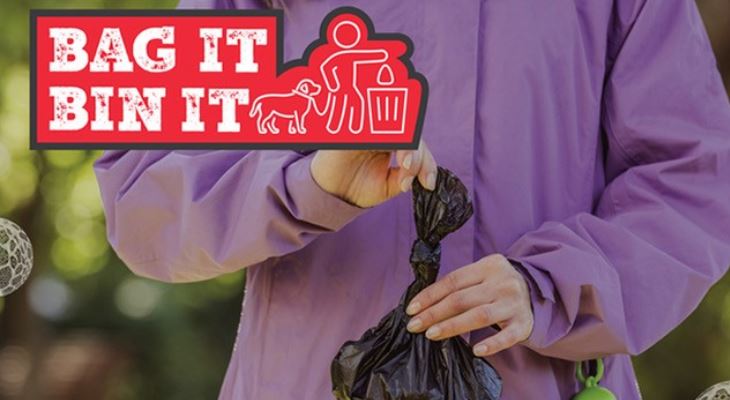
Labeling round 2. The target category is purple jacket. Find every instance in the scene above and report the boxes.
[94,0,730,398]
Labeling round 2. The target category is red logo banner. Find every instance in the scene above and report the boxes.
[31,8,428,149]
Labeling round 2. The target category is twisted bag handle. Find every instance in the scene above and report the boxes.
[330,166,501,400]
[405,167,473,305]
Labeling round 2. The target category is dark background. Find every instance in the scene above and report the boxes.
[0,1,728,399]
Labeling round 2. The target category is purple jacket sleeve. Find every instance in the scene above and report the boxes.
[92,1,366,282]
[507,0,730,361]
[94,150,366,282]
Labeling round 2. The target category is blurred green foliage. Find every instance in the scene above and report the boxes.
[0,1,246,399]
[0,1,728,399]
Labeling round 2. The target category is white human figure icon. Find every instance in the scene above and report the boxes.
[320,20,388,134]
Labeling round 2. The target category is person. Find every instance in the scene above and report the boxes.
[94,0,730,398]
[318,18,389,134]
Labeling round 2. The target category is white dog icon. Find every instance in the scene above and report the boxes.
[249,79,323,134]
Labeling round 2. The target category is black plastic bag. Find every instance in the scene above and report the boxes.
[331,167,502,400]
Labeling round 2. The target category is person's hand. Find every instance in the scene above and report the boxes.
[311,141,437,208]
[322,70,341,92]
[405,254,534,357]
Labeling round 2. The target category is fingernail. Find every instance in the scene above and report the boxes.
[425,326,441,340]
[426,172,437,191]
[403,154,412,170]
[407,318,422,332]
[406,302,420,315]
[474,345,488,356]
[401,176,415,192]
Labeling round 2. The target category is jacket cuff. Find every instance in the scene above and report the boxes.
[508,257,556,351]
[284,154,368,231]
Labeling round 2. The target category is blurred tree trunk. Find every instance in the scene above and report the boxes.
[0,156,47,399]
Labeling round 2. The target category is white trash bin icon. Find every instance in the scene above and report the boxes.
[367,64,408,134]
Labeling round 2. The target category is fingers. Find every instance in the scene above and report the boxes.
[402,254,535,357]
[395,146,417,172]
[473,319,532,357]
[406,283,493,333]
[422,302,512,341]
[406,260,486,316]
[417,144,437,191]
[395,149,418,192]
[395,141,437,192]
